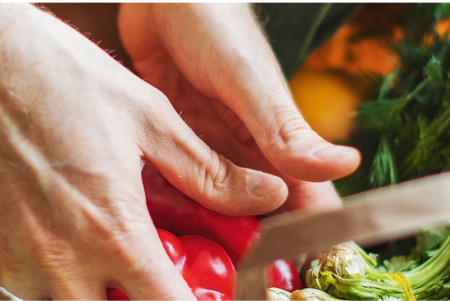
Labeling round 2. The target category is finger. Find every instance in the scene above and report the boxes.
[50,278,107,300]
[143,3,361,182]
[117,226,196,301]
[219,82,361,182]
[136,90,288,216]
[285,180,343,213]
[46,203,196,300]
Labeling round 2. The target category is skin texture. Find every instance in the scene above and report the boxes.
[0,3,360,300]
[118,4,360,213]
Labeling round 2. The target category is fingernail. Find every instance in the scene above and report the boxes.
[312,144,355,159]
[247,170,285,197]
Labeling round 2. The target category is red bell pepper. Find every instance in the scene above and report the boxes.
[142,166,302,293]
[266,259,302,292]
[142,166,259,265]
[108,229,235,301]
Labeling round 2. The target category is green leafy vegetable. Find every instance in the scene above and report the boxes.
[305,235,450,300]
[335,3,450,195]
[329,3,450,280]
[411,226,450,261]
[380,256,417,273]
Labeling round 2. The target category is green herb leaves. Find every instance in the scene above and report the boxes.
[336,4,450,194]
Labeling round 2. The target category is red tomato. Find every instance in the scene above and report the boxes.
[107,229,235,301]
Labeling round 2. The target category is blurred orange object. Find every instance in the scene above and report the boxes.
[302,24,400,77]
[289,70,363,142]
[289,4,407,142]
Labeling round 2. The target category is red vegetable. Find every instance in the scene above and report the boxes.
[267,259,302,292]
[142,166,302,293]
[108,229,235,301]
[107,288,128,300]
[159,229,235,300]
[142,166,259,265]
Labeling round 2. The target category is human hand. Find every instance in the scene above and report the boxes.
[0,4,288,300]
[118,3,361,213]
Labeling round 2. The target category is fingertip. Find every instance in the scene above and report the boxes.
[273,138,361,182]
[285,181,343,213]
[311,143,361,178]
[247,169,286,198]
[311,144,360,161]
[245,169,289,214]
[199,168,288,217]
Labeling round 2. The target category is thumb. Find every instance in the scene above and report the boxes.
[136,90,288,216]
[135,3,361,182]
[252,108,361,182]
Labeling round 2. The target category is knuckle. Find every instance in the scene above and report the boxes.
[149,86,171,105]
[134,86,178,140]
[140,83,171,107]
[195,151,232,201]
[264,109,312,157]
[31,237,75,271]
[129,82,171,118]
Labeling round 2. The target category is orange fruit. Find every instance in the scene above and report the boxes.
[289,69,364,142]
